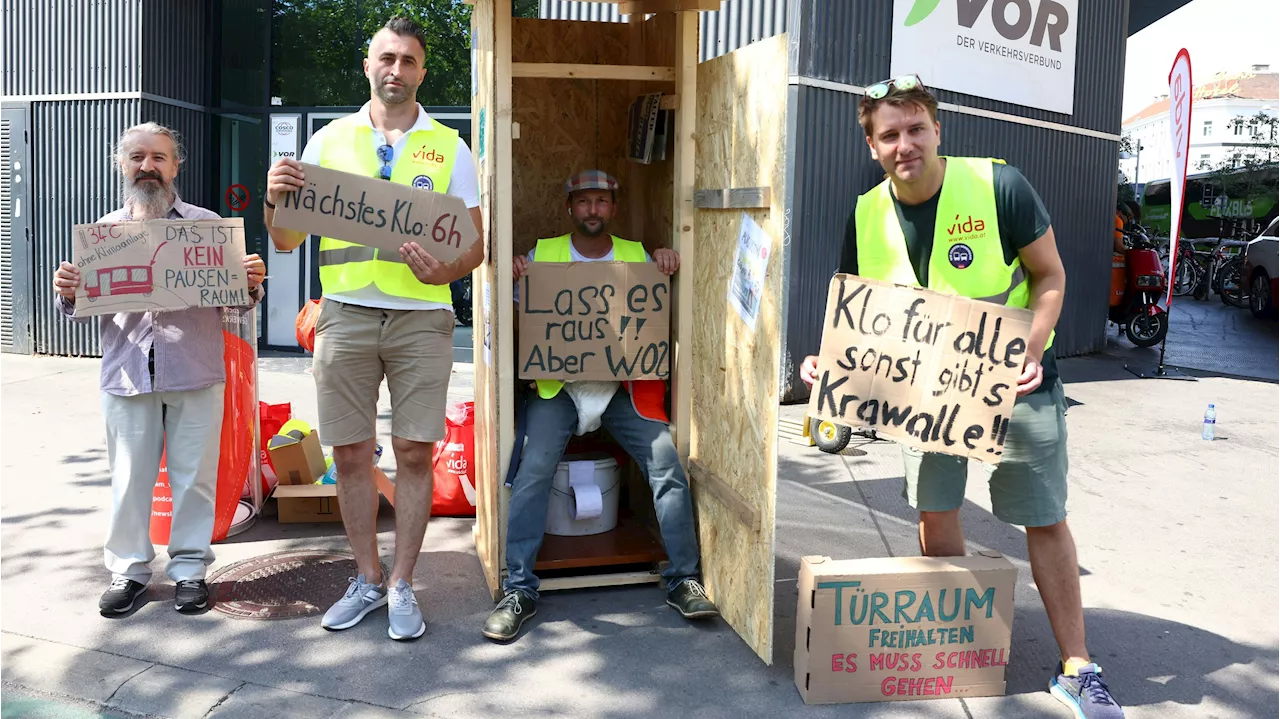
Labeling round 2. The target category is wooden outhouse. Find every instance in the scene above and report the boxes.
[468,0,791,663]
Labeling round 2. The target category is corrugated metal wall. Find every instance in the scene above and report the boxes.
[699,0,787,61]
[2,0,143,95]
[142,0,209,105]
[31,100,140,356]
[14,0,214,357]
[779,0,1128,400]
[142,101,210,205]
[540,0,788,62]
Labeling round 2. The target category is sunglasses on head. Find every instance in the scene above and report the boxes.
[865,74,924,100]
[376,143,394,180]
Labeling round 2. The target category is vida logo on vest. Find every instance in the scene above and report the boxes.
[947,214,986,240]
[413,148,446,165]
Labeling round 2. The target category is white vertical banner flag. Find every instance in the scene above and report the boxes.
[1166,49,1193,307]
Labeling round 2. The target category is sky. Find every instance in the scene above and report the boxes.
[1123,0,1280,120]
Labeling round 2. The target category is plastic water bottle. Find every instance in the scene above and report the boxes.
[1202,404,1216,441]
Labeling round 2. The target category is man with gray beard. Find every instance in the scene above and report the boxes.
[52,122,266,616]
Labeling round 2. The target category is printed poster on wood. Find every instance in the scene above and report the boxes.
[728,213,772,332]
[71,219,248,317]
[518,262,671,381]
[807,275,1034,460]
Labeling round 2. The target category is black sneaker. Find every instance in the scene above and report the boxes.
[666,579,719,619]
[175,579,210,614]
[482,591,537,642]
[1049,662,1125,719]
[99,578,147,616]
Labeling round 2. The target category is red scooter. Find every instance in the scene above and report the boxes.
[1108,227,1169,347]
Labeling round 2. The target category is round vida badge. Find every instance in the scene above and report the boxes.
[412,175,434,190]
[948,243,974,270]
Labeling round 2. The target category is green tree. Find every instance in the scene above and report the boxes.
[1117,133,1137,202]
[272,0,474,107]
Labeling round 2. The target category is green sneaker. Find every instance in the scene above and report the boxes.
[482,591,537,641]
[666,579,719,619]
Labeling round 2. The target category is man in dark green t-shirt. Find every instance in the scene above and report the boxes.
[801,76,1125,719]
[837,161,1061,393]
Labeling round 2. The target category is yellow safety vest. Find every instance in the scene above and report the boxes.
[531,234,648,400]
[316,115,458,303]
[854,156,1054,348]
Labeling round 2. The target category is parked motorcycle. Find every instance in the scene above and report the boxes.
[1109,227,1170,347]
[451,275,473,326]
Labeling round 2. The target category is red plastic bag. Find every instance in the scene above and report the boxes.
[296,299,321,352]
[431,401,476,517]
[254,401,292,498]
[151,326,258,544]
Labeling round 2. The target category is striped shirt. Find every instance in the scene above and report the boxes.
[57,197,263,396]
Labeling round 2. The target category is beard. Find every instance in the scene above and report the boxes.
[575,216,608,238]
[372,76,414,106]
[124,171,173,219]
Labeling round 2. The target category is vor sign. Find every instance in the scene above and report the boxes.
[518,262,671,381]
[71,219,248,317]
[272,163,479,263]
[807,276,1034,460]
[891,0,1079,114]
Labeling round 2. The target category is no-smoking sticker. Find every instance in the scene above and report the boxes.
[225,184,250,212]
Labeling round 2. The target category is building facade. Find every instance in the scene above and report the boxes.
[1122,66,1278,184]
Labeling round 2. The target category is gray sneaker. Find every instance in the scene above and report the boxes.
[387,579,426,641]
[321,574,388,631]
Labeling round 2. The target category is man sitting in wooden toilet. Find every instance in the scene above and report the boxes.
[483,170,718,642]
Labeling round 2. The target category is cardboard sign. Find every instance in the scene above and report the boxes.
[71,219,247,317]
[794,554,1017,705]
[518,262,671,381]
[807,275,1034,460]
[271,163,478,263]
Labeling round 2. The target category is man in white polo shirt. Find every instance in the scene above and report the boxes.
[264,15,482,642]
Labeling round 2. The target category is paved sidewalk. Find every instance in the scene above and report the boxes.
[2,352,1277,718]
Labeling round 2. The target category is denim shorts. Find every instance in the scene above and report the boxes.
[900,380,1069,528]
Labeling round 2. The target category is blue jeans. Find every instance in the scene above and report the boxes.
[503,388,701,599]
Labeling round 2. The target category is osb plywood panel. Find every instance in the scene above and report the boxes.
[511,19,645,256]
[471,0,502,598]
[690,32,789,665]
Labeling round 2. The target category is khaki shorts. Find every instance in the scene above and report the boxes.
[312,299,454,446]
[900,380,1069,528]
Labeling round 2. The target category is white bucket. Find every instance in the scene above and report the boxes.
[545,455,620,537]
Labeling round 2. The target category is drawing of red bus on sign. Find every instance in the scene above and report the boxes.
[84,266,153,301]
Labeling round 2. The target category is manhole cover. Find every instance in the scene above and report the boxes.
[209,549,386,620]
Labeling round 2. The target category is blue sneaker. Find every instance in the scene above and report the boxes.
[1049,662,1125,719]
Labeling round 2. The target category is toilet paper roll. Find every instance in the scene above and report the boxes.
[569,482,603,520]
[567,460,602,520]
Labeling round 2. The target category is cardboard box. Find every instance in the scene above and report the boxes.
[274,484,342,523]
[794,552,1016,705]
[373,466,396,507]
[267,429,327,485]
